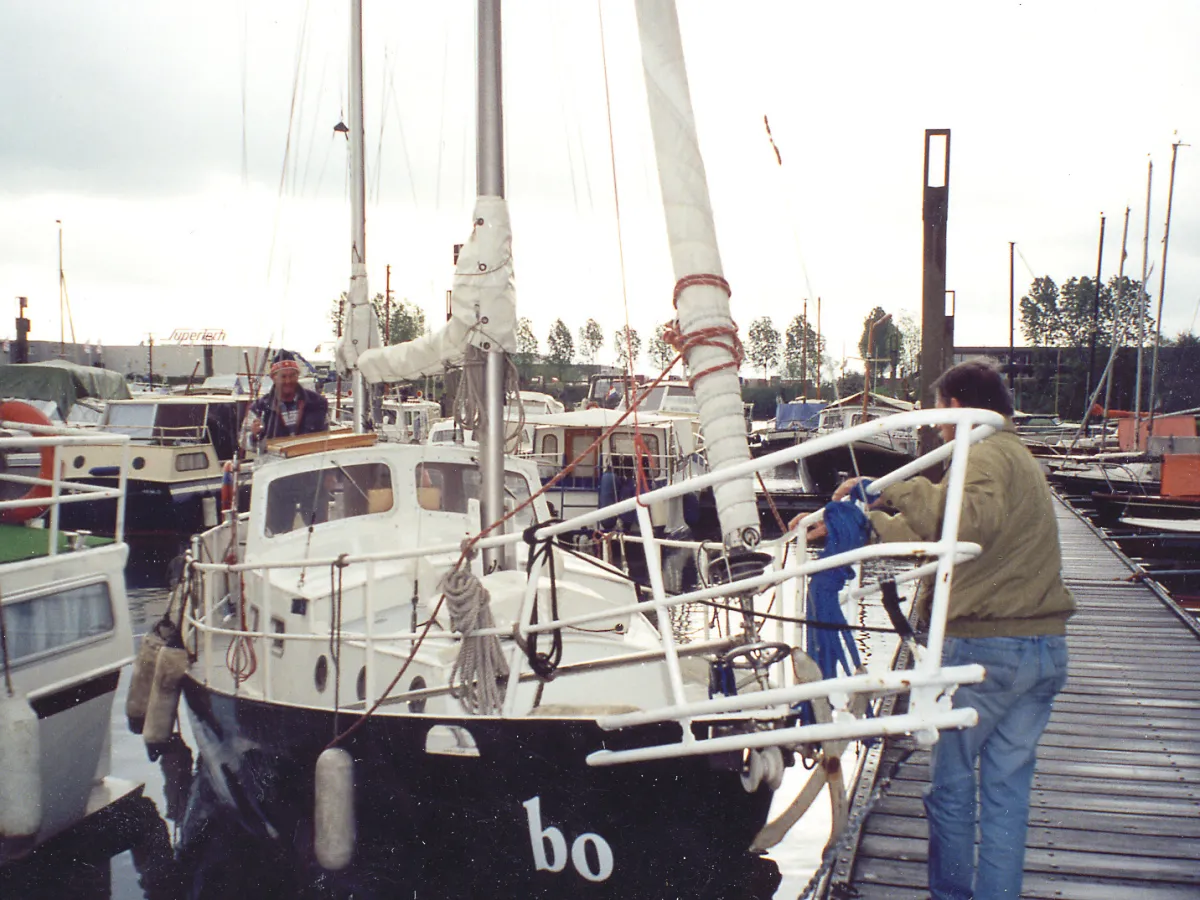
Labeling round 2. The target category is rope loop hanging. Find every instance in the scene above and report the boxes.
[522,532,564,681]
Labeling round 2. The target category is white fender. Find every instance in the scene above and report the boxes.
[0,693,42,841]
[126,630,165,734]
[314,747,356,870]
[142,647,189,753]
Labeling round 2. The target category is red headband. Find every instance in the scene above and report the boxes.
[270,359,300,377]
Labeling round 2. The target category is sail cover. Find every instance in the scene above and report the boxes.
[357,196,517,384]
[635,0,760,548]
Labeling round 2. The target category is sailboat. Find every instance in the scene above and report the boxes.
[170,2,1001,895]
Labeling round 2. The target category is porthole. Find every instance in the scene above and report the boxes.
[314,656,329,692]
[356,666,367,701]
[132,456,146,470]
[408,676,427,714]
[73,455,85,469]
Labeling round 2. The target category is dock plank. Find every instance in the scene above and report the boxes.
[823,495,1200,899]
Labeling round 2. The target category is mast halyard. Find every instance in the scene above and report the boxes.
[348,0,370,435]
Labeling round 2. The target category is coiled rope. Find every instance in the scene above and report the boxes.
[442,567,509,715]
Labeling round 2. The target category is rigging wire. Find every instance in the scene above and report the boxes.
[371,45,391,205]
[550,5,581,212]
[1015,245,1039,283]
[384,50,420,207]
[298,45,332,198]
[267,1,312,283]
[434,20,451,209]
[240,4,249,188]
[596,0,642,466]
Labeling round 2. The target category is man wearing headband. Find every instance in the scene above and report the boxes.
[250,350,329,444]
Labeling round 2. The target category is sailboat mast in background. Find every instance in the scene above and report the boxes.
[1148,139,1186,430]
[1134,160,1152,425]
[57,218,76,355]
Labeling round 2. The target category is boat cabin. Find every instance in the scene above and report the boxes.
[246,439,547,569]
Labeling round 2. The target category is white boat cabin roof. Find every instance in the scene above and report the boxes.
[245,439,549,562]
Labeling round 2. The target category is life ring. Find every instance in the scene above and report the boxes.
[0,400,54,523]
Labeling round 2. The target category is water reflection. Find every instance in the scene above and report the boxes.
[0,795,176,900]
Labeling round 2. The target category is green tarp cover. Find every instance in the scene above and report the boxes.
[0,361,131,420]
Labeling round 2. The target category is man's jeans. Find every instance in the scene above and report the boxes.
[926,635,1069,900]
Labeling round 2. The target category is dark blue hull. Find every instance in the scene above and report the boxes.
[179,679,782,899]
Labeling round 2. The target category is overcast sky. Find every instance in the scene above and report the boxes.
[2,0,1198,373]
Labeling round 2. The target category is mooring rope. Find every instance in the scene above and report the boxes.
[442,567,508,715]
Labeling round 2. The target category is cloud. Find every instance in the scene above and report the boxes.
[2,0,1199,371]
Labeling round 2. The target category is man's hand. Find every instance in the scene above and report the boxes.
[832,476,884,508]
[786,513,827,542]
[251,415,263,438]
[335,298,384,377]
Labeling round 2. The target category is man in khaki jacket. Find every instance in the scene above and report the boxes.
[822,360,1073,900]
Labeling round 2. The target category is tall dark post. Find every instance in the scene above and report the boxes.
[202,343,214,378]
[1008,242,1015,390]
[14,296,30,364]
[920,129,950,452]
[943,289,955,387]
[1085,213,1106,410]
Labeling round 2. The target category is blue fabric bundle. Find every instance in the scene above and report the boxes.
[806,498,872,680]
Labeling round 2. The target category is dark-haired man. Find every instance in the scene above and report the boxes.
[816,359,1074,900]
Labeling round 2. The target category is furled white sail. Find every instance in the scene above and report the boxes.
[356,196,517,384]
[634,0,760,548]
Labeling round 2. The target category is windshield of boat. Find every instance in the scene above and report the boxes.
[104,402,213,444]
[264,461,394,537]
[104,403,157,439]
[415,462,538,531]
[641,384,697,413]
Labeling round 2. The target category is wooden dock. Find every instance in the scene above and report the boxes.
[823,496,1200,899]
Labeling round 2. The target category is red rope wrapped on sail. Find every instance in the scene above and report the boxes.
[664,274,744,389]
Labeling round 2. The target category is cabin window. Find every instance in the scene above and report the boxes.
[641,434,661,477]
[4,581,114,664]
[414,462,537,528]
[611,432,661,478]
[265,462,394,537]
[541,434,559,461]
[104,404,157,439]
[176,451,210,472]
[153,404,207,444]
